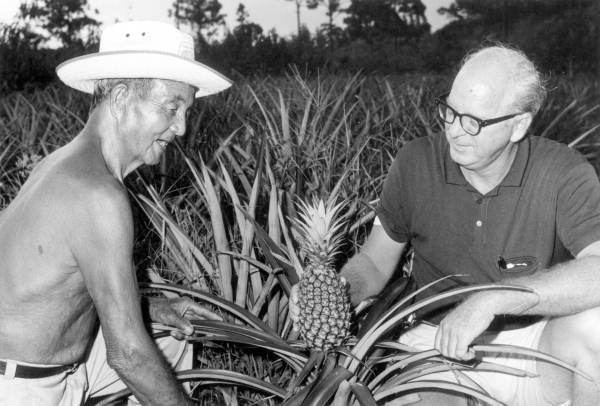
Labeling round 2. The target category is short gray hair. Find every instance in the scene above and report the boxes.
[90,78,156,111]
[461,44,547,115]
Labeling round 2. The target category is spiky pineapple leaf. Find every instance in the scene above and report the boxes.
[281,352,339,406]
[218,250,277,274]
[179,369,286,396]
[293,197,347,266]
[367,349,441,389]
[95,369,287,406]
[134,190,216,284]
[473,360,538,378]
[187,320,306,364]
[373,380,506,406]
[360,275,467,341]
[302,365,353,406]
[366,340,588,398]
[140,283,277,335]
[373,341,418,353]
[472,344,592,381]
[350,382,378,406]
[151,321,306,371]
[239,206,299,289]
[280,380,315,406]
[349,284,535,372]
[372,360,535,393]
[287,350,326,392]
[187,320,292,347]
[358,275,414,338]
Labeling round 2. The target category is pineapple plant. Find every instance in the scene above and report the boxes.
[294,196,352,351]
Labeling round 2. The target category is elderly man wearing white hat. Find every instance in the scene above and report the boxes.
[0,21,231,405]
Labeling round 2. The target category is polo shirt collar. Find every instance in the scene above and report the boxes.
[501,136,530,187]
[443,136,531,188]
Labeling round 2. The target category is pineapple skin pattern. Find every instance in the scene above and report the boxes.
[294,198,352,351]
[297,265,352,350]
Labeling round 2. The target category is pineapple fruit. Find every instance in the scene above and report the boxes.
[294,197,352,351]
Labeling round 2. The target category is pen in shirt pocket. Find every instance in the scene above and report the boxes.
[497,255,538,273]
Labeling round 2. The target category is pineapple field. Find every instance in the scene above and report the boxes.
[1,72,600,405]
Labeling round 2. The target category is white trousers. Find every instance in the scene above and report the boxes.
[385,320,571,406]
[0,330,192,406]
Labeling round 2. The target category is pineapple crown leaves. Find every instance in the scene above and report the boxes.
[293,196,348,267]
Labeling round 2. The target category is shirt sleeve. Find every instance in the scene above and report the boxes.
[556,162,600,256]
[376,150,412,243]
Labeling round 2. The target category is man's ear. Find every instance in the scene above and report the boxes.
[108,83,130,120]
[509,112,533,143]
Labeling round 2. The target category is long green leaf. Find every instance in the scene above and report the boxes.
[539,99,576,139]
[348,284,534,372]
[287,350,325,392]
[95,368,286,405]
[472,344,592,381]
[567,123,600,148]
[373,360,535,392]
[140,283,276,335]
[135,191,215,286]
[373,380,506,406]
[280,379,316,406]
[350,382,377,406]
[239,206,298,291]
[199,156,234,301]
[359,275,463,342]
[219,250,275,274]
[302,366,353,406]
[247,146,265,305]
[358,276,413,338]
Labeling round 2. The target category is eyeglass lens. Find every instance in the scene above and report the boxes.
[437,102,480,135]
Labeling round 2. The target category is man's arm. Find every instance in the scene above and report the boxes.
[69,184,192,406]
[341,225,408,305]
[485,241,600,316]
[436,241,600,360]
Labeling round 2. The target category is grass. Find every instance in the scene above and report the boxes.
[1,71,600,405]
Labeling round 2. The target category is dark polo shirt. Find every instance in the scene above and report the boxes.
[377,134,600,321]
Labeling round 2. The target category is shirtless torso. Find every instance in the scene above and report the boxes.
[0,134,130,365]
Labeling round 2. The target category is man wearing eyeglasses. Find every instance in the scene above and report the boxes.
[338,45,600,405]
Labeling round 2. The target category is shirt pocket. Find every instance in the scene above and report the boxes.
[497,255,539,275]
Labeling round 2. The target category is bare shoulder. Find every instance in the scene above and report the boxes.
[22,143,138,278]
[64,168,131,221]
[53,151,134,242]
[38,144,131,221]
[2,140,134,250]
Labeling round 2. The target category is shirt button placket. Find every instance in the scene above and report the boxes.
[472,196,487,245]
[476,197,489,244]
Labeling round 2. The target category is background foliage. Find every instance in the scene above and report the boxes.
[0,0,599,92]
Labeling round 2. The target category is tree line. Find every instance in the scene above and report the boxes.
[0,0,598,92]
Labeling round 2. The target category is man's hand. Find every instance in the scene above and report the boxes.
[149,297,221,340]
[434,293,496,361]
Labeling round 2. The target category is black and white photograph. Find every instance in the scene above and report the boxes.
[0,1,599,405]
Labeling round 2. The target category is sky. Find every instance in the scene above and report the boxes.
[0,0,454,36]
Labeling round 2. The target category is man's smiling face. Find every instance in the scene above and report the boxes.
[124,79,195,166]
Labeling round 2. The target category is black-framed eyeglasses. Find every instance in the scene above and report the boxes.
[434,94,523,136]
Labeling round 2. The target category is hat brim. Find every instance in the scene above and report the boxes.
[56,51,232,98]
